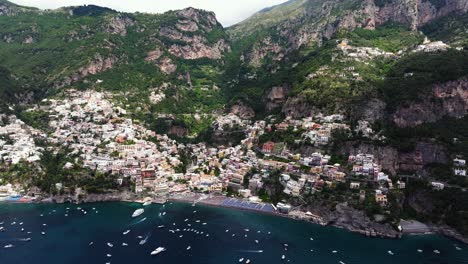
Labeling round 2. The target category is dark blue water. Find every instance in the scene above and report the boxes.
[0,202,466,264]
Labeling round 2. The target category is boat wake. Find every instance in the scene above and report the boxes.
[139,232,152,245]
[131,217,147,226]
[238,250,264,253]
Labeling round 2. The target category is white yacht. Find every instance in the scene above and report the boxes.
[132,209,144,218]
[4,244,13,248]
[107,243,114,248]
[239,258,244,262]
[151,247,166,255]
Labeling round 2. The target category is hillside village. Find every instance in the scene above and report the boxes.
[0,90,465,224]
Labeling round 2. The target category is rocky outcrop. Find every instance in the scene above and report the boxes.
[230,102,255,119]
[105,15,135,36]
[330,203,400,238]
[248,37,284,67]
[339,141,448,175]
[169,125,188,137]
[158,57,177,74]
[393,78,468,127]
[265,84,290,111]
[71,53,118,82]
[176,19,199,32]
[353,98,386,123]
[168,38,229,60]
[158,8,229,60]
[176,7,218,29]
[145,49,163,62]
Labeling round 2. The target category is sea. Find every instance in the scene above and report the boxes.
[0,202,467,264]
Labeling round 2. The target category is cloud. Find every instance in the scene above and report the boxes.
[10,0,289,26]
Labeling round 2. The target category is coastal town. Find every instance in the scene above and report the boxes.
[0,89,465,232]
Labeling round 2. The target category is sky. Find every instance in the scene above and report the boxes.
[10,0,289,26]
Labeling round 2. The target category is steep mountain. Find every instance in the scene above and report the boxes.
[0,1,230,116]
[223,0,468,117]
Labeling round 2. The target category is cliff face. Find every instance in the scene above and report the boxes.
[393,78,468,127]
[339,141,449,175]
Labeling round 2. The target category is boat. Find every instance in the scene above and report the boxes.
[132,209,144,218]
[123,230,130,235]
[107,243,114,248]
[417,249,423,253]
[246,259,251,264]
[24,238,31,242]
[162,212,166,216]
[239,258,244,262]
[282,255,285,260]
[455,246,461,251]
[255,240,259,244]
[339,261,346,264]
[151,247,166,256]
[106,254,112,257]
[143,201,152,206]
[388,250,394,255]
[186,246,191,250]
[41,232,45,235]
[4,244,13,248]
[122,243,128,246]
[332,250,338,253]
[89,242,94,246]
[157,225,165,229]
[434,250,440,254]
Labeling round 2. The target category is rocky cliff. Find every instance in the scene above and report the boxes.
[393,77,468,127]
[339,141,449,175]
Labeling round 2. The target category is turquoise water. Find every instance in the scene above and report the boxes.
[0,202,466,264]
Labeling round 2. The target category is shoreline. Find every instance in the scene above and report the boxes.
[2,192,467,244]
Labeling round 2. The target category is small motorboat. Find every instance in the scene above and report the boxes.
[388,250,394,255]
[132,209,144,218]
[239,258,244,262]
[433,250,440,254]
[4,244,13,248]
[186,246,191,250]
[107,243,114,248]
[123,230,130,235]
[151,247,166,256]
